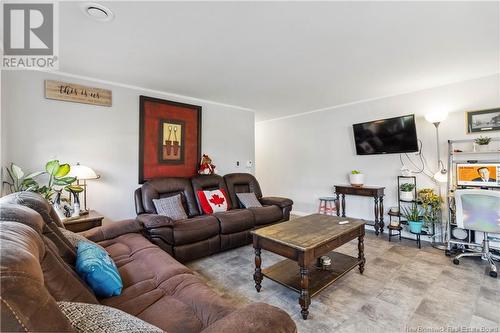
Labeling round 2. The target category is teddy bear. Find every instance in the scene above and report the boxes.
[198,154,217,175]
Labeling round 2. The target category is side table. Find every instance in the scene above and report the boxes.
[63,210,104,232]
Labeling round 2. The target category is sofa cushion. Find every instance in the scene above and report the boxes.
[97,233,235,333]
[214,209,254,234]
[223,173,264,210]
[153,194,188,221]
[0,218,76,333]
[140,178,200,217]
[248,205,283,226]
[191,174,234,210]
[76,241,123,297]
[58,227,106,252]
[197,189,229,214]
[236,192,263,208]
[58,301,163,333]
[0,192,77,265]
[98,233,191,282]
[172,215,220,245]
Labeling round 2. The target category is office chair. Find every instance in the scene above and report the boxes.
[453,189,500,278]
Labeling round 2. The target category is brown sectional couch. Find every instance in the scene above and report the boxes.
[0,191,296,333]
[136,173,293,262]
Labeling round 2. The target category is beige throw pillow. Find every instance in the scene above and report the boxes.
[58,301,165,333]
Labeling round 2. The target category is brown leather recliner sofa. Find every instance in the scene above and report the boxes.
[135,173,293,262]
[0,192,296,333]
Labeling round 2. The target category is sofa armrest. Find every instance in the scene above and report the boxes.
[260,196,293,209]
[201,302,296,333]
[81,219,142,242]
[136,213,175,229]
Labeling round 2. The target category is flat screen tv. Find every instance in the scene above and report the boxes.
[353,114,419,155]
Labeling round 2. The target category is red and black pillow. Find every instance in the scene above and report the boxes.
[196,189,229,214]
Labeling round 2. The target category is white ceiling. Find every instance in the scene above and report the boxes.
[59,1,500,121]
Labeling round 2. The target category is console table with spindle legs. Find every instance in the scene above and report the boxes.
[333,185,385,235]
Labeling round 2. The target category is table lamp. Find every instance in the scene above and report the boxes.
[68,163,100,214]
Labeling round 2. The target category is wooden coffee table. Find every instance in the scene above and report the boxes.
[251,214,365,320]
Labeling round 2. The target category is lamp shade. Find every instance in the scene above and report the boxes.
[425,111,448,124]
[68,163,99,180]
[434,170,448,183]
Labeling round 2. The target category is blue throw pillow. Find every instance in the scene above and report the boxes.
[75,241,122,297]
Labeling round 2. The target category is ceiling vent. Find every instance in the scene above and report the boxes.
[81,3,114,22]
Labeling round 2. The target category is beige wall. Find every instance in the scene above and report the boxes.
[2,70,255,221]
[256,74,500,221]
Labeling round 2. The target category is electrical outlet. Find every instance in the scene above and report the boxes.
[236,161,240,167]
[246,160,253,168]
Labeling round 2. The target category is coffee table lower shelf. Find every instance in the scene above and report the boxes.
[262,252,361,297]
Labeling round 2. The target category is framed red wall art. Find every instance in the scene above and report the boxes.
[139,96,202,183]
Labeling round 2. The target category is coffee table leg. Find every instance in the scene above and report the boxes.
[358,234,365,274]
[254,247,263,292]
[299,267,310,320]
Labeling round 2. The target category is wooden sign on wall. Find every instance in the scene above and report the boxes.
[45,80,112,106]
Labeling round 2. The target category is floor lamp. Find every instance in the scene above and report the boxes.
[424,111,448,250]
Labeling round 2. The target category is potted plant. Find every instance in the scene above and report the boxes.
[3,160,82,200]
[349,170,364,187]
[401,204,423,233]
[399,183,415,201]
[418,188,442,230]
[474,136,492,152]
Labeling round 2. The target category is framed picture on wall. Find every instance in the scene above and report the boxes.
[139,96,201,183]
[466,108,500,133]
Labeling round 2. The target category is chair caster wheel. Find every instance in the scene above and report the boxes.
[489,271,497,278]
[445,250,451,257]
[453,259,459,265]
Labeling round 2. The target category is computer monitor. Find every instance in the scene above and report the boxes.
[454,189,500,232]
[456,163,500,188]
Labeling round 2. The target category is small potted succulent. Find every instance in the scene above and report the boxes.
[474,136,492,152]
[349,170,364,187]
[399,183,416,202]
[401,204,423,234]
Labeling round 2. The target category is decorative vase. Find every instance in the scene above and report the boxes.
[400,191,414,202]
[349,173,364,187]
[408,220,423,233]
[477,144,490,152]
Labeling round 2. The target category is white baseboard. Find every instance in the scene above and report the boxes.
[290,210,310,217]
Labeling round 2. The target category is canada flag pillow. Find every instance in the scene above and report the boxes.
[197,189,229,214]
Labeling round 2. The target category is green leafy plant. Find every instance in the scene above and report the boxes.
[401,204,422,222]
[351,170,362,174]
[3,160,83,201]
[418,188,442,227]
[399,183,416,192]
[3,163,44,192]
[475,136,491,145]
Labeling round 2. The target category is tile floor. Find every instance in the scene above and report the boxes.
[187,228,500,332]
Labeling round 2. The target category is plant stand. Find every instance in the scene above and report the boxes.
[387,211,402,242]
[410,230,430,249]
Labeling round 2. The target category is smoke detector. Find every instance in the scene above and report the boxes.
[81,3,114,22]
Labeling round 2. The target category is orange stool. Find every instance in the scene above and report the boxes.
[318,197,337,215]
